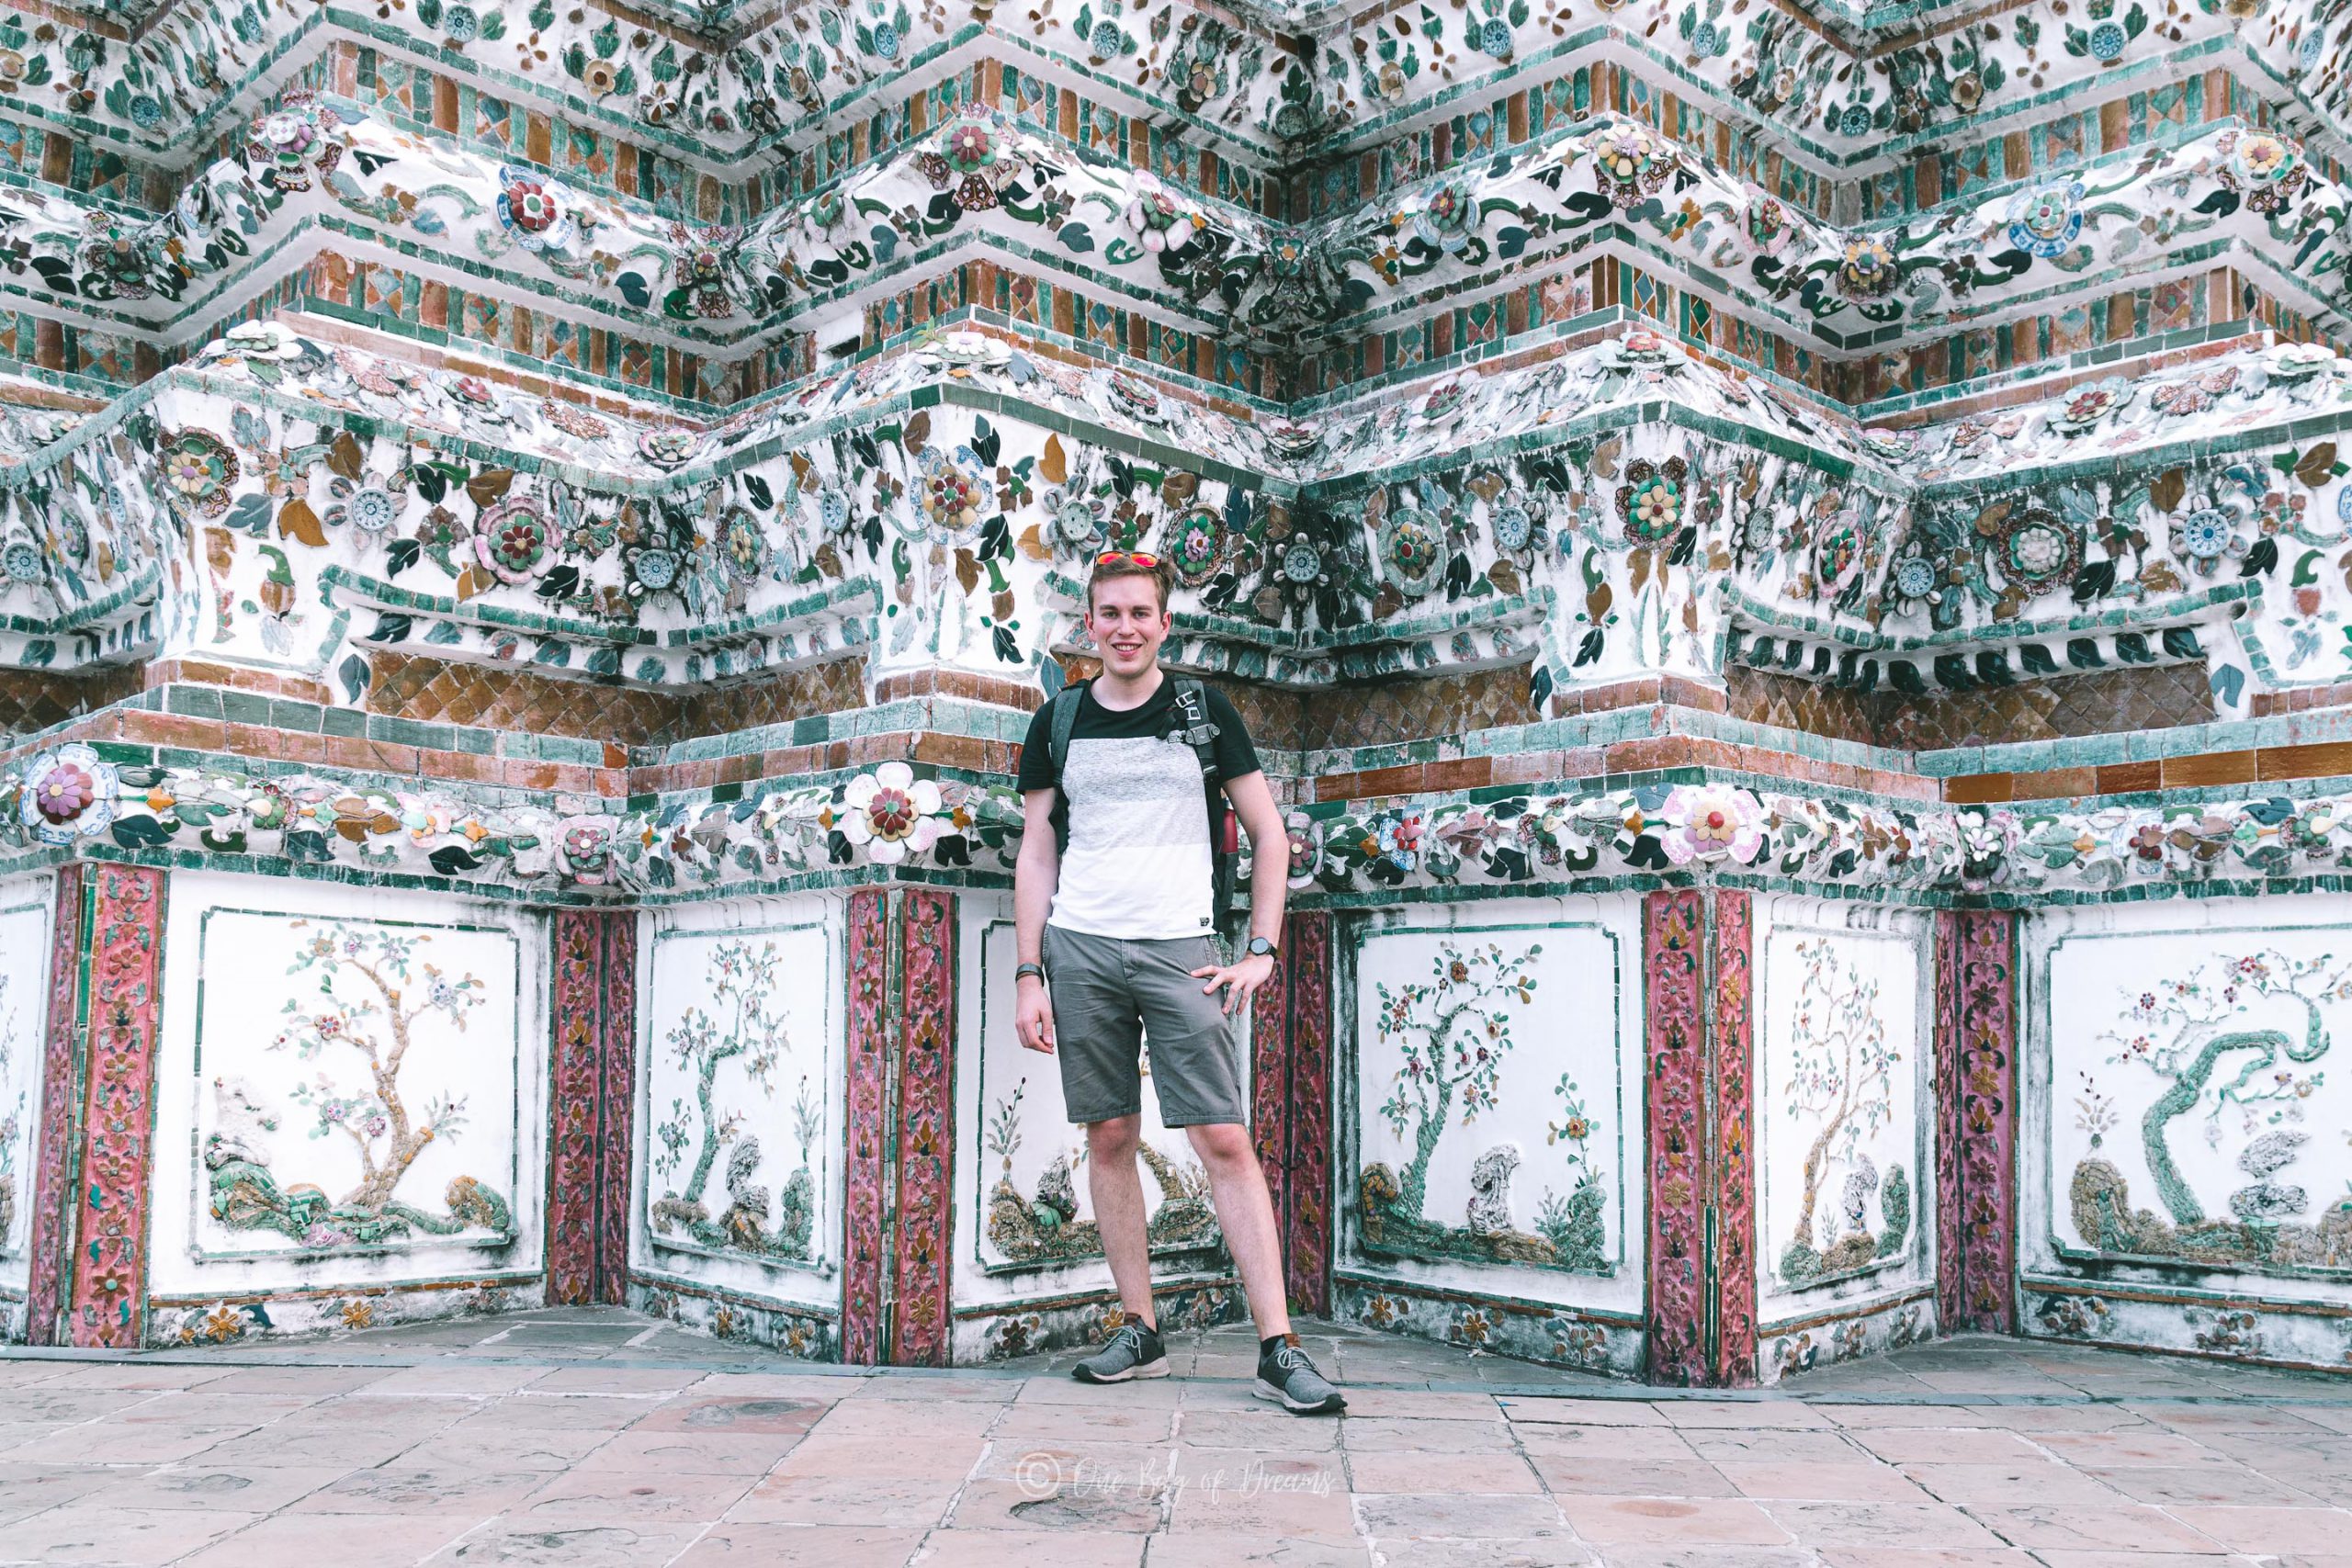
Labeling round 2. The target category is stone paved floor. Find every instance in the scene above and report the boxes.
[0,1310,2346,1563]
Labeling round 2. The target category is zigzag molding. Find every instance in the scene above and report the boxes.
[6,310,2352,719]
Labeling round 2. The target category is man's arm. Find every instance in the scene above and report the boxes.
[1013,788,1060,1052]
[1227,770,1290,950]
[1189,768,1288,1014]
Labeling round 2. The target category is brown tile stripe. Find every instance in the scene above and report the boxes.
[1946,742,2352,803]
[1311,733,1939,804]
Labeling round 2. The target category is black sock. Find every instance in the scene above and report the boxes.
[1260,1334,1288,1357]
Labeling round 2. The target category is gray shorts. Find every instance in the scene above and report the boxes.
[1042,925,1249,1128]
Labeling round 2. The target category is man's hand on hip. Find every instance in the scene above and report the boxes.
[1193,952,1276,1016]
[1015,974,1057,1054]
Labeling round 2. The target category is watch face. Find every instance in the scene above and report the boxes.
[1249,937,1274,957]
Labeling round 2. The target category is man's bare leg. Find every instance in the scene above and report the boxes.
[1186,1122,1289,1337]
[1086,1114,1157,1327]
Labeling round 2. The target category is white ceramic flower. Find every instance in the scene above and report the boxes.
[841,761,944,863]
[1660,784,1763,865]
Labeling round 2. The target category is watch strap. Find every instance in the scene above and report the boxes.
[1014,962,1046,982]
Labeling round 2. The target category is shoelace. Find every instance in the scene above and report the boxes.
[1108,1324,1149,1358]
[1269,1343,1314,1377]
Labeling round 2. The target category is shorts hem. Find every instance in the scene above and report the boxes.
[1065,1104,1144,1127]
[1157,1108,1248,1129]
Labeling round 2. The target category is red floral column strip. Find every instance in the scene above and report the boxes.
[1936,909,2018,1335]
[1250,942,1291,1234]
[891,890,956,1367]
[546,909,603,1306]
[594,912,638,1304]
[841,889,891,1365]
[1283,911,1333,1316]
[24,865,85,1347]
[66,865,166,1349]
[1644,890,1709,1385]
[1708,890,1758,1388]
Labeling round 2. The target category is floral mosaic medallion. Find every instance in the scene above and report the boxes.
[18,743,117,845]
[971,920,1219,1272]
[2047,909,2352,1276]
[1164,505,1228,589]
[186,911,523,1258]
[1760,919,1925,1297]
[161,430,239,520]
[645,924,831,1276]
[1352,920,1632,1284]
[1377,510,1450,598]
[0,897,46,1265]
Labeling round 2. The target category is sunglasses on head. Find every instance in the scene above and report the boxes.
[1095,551,1161,567]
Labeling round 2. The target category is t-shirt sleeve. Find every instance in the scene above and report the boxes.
[1206,687,1262,780]
[1015,701,1057,793]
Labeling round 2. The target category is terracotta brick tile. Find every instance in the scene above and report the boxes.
[1943,773,2012,804]
[2095,761,2162,794]
[594,769,628,797]
[131,714,228,751]
[1351,763,1425,797]
[913,733,991,772]
[1315,773,1364,801]
[603,743,628,771]
[2258,742,2352,781]
[2007,767,2099,801]
[503,761,560,790]
[1423,757,1493,792]
[2161,750,2257,787]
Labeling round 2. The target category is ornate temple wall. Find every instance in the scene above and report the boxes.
[2023,895,2352,1368]
[1752,898,1937,1382]
[1333,897,1649,1376]
[629,897,842,1357]
[148,872,548,1341]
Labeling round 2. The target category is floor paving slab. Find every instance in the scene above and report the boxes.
[2,1314,2352,1565]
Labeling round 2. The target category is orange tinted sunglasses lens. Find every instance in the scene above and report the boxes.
[1095,551,1161,567]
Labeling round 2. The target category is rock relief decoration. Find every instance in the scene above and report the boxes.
[1770,935,1915,1291]
[1357,933,1614,1276]
[194,914,519,1257]
[981,1077,1219,1265]
[646,933,826,1266]
[2067,946,2352,1270]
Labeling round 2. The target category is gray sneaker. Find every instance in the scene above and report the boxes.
[1254,1335,1346,1415]
[1071,1321,1168,1383]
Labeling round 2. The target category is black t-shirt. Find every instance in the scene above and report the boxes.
[1016,679,1261,939]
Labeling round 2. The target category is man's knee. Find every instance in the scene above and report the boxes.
[1184,1121,1255,1170]
[1086,1114,1143,1163]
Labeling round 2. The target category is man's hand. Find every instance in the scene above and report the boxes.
[1015,974,1057,1054]
[1192,952,1276,1016]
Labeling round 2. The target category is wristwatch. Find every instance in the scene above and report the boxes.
[1246,936,1278,959]
[1014,962,1045,983]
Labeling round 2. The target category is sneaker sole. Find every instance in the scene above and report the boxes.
[1252,1377,1346,1415]
[1070,1359,1170,1384]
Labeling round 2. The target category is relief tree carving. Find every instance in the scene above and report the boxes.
[207,921,512,1249]
[1779,937,1909,1286]
[2074,950,2352,1269]
[1360,939,1605,1272]
[649,939,820,1260]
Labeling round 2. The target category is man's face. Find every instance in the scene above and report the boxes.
[1085,574,1170,679]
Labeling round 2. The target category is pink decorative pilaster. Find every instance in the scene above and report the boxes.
[1283,911,1334,1315]
[1643,889,1757,1387]
[547,909,637,1306]
[1936,909,2018,1335]
[890,889,957,1368]
[25,866,85,1347]
[841,889,890,1365]
[64,865,167,1349]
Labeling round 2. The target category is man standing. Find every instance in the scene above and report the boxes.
[1012,550,1345,1416]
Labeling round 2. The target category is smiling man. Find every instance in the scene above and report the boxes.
[1012,549,1345,1416]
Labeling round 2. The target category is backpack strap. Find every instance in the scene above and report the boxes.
[1169,676,1222,784]
[1045,679,1087,852]
[1170,676,1242,944]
